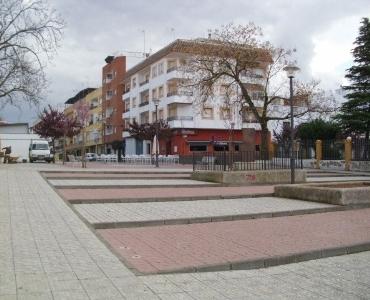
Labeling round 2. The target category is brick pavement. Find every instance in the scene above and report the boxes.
[42,173,191,179]
[98,208,370,274]
[59,186,275,203]
[49,178,216,188]
[2,164,370,299]
[74,197,338,228]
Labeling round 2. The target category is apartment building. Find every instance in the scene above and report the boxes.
[122,39,272,156]
[64,87,102,155]
[102,56,126,154]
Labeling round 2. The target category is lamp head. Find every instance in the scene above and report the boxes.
[283,64,300,78]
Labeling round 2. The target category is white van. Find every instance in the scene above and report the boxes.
[29,140,53,163]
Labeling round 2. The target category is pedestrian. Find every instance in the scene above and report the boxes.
[2,146,11,163]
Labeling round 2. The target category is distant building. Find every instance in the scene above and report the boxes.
[102,56,126,154]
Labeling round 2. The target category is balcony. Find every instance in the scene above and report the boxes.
[167,116,193,121]
[139,79,149,87]
[167,66,177,73]
[139,100,149,107]
[167,91,193,97]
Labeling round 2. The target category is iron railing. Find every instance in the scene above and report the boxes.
[192,150,303,171]
[352,138,370,161]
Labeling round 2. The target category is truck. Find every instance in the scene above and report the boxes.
[29,140,53,163]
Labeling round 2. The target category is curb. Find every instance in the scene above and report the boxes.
[134,242,370,275]
[91,206,344,229]
[67,193,274,204]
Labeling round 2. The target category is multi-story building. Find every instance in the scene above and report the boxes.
[64,87,98,155]
[84,87,104,154]
[122,39,274,156]
[102,56,126,154]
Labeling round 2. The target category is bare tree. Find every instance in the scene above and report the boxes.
[184,23,336,152]
[0,0,64,109]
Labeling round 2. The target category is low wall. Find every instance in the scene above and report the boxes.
[275,182,370,205]
[191,170,306,185]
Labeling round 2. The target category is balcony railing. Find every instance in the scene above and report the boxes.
[167,116,193,121]
[167,66,177,73]
[139,79,149,86]
[139,100,149,107]
[167,91,193,97]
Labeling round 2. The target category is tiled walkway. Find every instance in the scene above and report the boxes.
[98,208,370,274]
[74,197,337,227]
[2,164,370,299]
[43,173,191,179]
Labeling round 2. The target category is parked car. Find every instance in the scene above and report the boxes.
[85,153,97,161]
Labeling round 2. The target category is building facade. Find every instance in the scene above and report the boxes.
[102,56,126,154]
[122,39,271,156]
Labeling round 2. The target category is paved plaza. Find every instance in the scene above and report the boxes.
[74,197,337,228]
[43,173,191,179]
[1,164,370,299]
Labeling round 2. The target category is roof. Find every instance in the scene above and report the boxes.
[65,88,97,104]
[0,122,28,127]
[124,38,272,79]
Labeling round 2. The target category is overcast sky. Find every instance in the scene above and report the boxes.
[2,0,369,123]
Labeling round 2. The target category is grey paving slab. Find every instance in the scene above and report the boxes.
[49,178,215,187]
[74,197,338,227]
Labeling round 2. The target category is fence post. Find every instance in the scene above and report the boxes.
[344,137,352,171]
[192,152,195,172]
[315,140,322,169]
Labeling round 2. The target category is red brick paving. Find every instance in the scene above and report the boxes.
[98,208,370,274]
[43,173,190,178]
[58,186,274,201]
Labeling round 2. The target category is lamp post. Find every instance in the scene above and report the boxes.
[153,99,160,168]
[283,63,300,184]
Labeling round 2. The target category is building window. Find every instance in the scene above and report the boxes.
[202,107,213,119]
[151,65,157,78]
[132,97,136,108]
[251,91,264,101]
[158,86,164,98]
[214,144,229,151]
[220,107,231,120]
[106,90,113,99]
[106,73,113,81]
[152,88,158,100]
[190,144,207,152]
[158,62,164,75]
[132,77,136,88]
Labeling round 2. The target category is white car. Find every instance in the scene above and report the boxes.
[85,153,97,161]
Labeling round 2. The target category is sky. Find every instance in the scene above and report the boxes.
[1,0,369,124]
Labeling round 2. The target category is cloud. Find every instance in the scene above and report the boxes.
[1,0,369,123]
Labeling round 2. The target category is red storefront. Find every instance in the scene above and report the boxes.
[162,129,263,155]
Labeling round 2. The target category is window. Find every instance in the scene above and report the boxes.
[152,89,158,100]
[132,77,137,88]
[190,144,207,152]
[158,86,164,98]
[158,62,164,75]
[202,107,213,119]
[132,97,136,108]
[220,107,231,120]
[219,85,228,95]
[32,143,49,150]
[106,73,113,81]
[151,65,157,78]
[106,90,113,99]
[214,144,229,151]
[251,91,264,101]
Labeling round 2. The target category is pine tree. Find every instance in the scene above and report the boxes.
[336,18,370,138]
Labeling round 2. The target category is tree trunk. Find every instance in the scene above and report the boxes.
[260,123,269,159]
[63,134,66,165]
[81,132,86,168]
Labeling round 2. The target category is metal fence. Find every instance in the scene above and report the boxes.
[322,140,344,160]
[192,150,303,171]
[352,138,370,161]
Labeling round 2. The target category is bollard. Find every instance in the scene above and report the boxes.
[344,137,352,171]
[315,140,322,169]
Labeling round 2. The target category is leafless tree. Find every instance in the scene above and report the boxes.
[184,23,337,152]
[0,0,64,109]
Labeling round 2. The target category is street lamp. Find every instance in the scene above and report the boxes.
[153,99,160,168]
[283,63,300,184]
